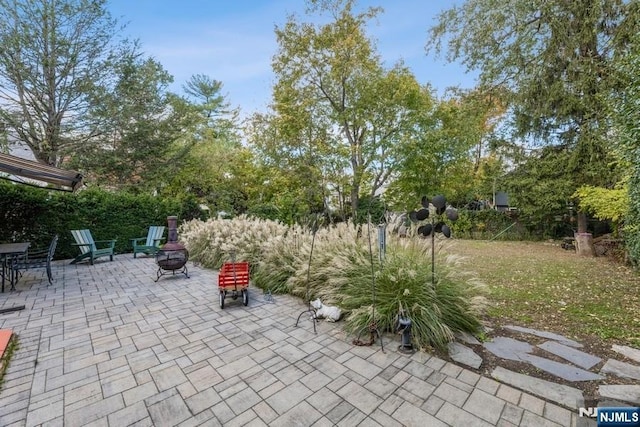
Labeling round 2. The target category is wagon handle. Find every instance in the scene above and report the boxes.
[230,250,238,291]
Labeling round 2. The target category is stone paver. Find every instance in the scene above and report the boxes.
[537,341,602,370]
[0,256,600,426]
[463,389,505,424]
[456,331,482,345]
[598,384,640,405]
[448,341,483,369]
[518,354,604,382]
[503,325,583,348]
[491,366,583,409]
[601,358,640,380]
[484,336,534,361]
[612,344,640,364]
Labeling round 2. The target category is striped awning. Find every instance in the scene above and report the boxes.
[0,152,83,192]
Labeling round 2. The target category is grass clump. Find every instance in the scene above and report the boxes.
[0,334,18,391]
[333,239,487,351]
[180,216,488,351]
[179,215,291,269]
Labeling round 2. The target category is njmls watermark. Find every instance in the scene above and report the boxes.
[578,396,640,427]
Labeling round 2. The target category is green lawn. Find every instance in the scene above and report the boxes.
[446,239,640,346]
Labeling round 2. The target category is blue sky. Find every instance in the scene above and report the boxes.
[107,0,476,116]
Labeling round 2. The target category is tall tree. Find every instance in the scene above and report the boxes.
[271,0,430,216]
[246,110,330,222]
[76,53,200,188]
[386,88,508,209]
[428,0,639,234]
[182,74,239,139]
[0,0,128,166]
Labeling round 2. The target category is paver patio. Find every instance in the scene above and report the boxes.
[0,255,583,426]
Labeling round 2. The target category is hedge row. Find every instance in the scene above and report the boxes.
[0,181,206,260]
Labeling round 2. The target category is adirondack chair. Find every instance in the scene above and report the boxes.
[70,229,116,265]
[131,226,165,258]
[13,234,59,285]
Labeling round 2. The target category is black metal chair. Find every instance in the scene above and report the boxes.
[13,234,59,285]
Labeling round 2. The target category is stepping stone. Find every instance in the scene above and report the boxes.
[491,366,583,409]
[599,385,640,405]
[503,325,583,348]
[448,342,482,369]
[484,336,533,361]
[519,353,604,382]
[455,331,481,345]
[600,359,640,380]
[612,344,640,364]
[538,341,602,369]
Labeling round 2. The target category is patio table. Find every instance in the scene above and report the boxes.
[0,242,30,292]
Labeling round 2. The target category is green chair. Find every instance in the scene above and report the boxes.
[131,226,165,258]
[70,229,116,265]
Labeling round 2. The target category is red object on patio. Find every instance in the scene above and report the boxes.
[217,261,250,309]
[0,329,13,359]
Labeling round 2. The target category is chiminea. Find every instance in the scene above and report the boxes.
[154,216,189,281]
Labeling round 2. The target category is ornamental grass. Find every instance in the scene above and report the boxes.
[334,238,488,351]
[180,216,487,350]
[179,215,291,268]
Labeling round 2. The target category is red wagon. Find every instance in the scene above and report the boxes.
[217,261,249,309]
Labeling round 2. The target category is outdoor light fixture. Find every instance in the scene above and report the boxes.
[396,315,414,354]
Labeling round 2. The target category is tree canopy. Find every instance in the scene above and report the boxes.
[74,52,202,189]
[269,0,433,217]
[428,0,639,232]
[0,0,127,166]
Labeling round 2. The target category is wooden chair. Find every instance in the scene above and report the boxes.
[70,229,116,265]
[13,234,59,285]
[131,226,165,258]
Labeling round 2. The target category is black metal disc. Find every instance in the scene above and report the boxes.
[432,195,446,209]
[436,206,446,215]
[421,196,430,208]
[445,208,459,221]
[442,224,451,238]
[434,221,444,233]
[416,208,430,221]
[419,223,432,236]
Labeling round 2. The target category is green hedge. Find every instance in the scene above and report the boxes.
[626,173,640,266]
[0,181,206,260]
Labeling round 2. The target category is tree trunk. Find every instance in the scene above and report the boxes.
[575,210,595,257]
[350,185,359,221]
[577,211,588,233]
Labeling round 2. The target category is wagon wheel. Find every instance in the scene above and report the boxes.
[219,291,225,309]
[242,289,249,306]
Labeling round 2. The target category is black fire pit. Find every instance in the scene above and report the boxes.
[154,216,189,282]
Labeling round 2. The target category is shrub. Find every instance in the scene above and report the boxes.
[252,228,308,294]
[179,215,291,269]
[181,216,487,350]
[0,181,202,259]
[451,209,529,240]
[331,238,487,351]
